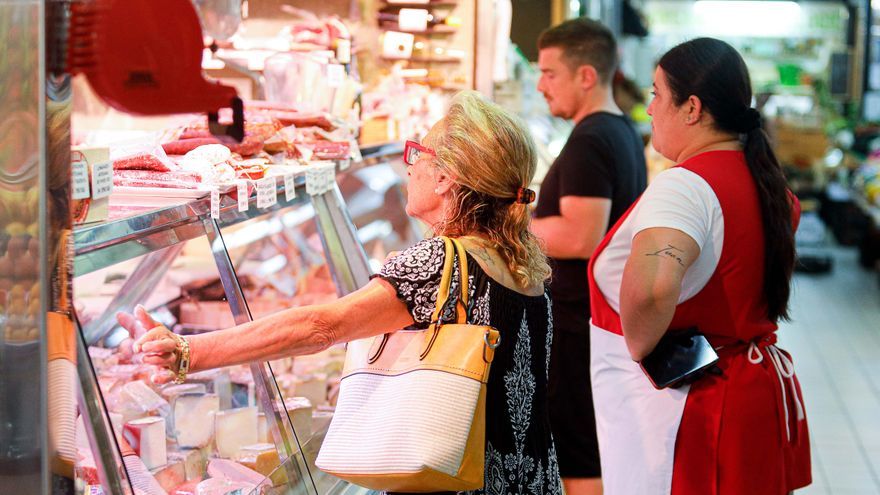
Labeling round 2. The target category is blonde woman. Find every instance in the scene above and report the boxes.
[119,91,563,494]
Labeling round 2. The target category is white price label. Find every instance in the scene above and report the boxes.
[306,162,336,196]
[326,64,345,88]
[284,173,296,202]
[336,39,351,64]
[348,138,363,163]
[237,181,249,212]
[211,188,220,219]
[71,161,90,200]
[90,161,113,199]
[256,177,277,208]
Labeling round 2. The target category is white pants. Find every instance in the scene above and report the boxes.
[589,325,690,495]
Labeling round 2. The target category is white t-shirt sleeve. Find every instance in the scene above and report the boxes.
[590,167,723,313]
[629,168,719,250]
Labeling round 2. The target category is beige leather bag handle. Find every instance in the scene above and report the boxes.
[367,237,471,364]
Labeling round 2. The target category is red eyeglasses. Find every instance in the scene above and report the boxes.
[403,140,435,166]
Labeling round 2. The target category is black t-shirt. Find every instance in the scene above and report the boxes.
[534,111,647,333]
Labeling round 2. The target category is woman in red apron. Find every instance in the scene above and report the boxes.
[588,38,811,494]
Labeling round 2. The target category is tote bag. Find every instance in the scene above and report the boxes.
[316,237,500,492]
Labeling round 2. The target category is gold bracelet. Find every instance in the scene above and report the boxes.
[173,334,191,384]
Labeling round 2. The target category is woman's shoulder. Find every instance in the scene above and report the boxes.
[378,237,446,281]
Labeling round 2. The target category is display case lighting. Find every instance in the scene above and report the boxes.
[692,1,801,37]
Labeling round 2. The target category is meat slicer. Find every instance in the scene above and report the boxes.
[67,0,244,140]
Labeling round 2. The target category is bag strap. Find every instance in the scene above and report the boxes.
[368,236,475,364]
[429,236,469,326]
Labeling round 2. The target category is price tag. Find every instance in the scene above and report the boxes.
[71,160,90,200]
[284,173,296,202]
[336,39,351,64]
[237,181,249,212]
[90,161,113,199]
[211,188,220,219]
[326,64,345,88]
[348,137,363,163]
[256,177,277,208]
[306,162,336,196]
[338,159,351,171]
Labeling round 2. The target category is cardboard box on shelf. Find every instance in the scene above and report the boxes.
[768,120,829,169]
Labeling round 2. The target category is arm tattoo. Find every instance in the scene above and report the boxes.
[646,244,686,267]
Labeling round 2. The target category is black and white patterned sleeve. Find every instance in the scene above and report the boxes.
[377,237,447,326]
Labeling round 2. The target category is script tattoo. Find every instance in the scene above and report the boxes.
[646,244,686,267]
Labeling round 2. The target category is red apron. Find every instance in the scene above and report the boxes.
[588,150,811,494]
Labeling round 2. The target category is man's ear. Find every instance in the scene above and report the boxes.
[577,64,599,91]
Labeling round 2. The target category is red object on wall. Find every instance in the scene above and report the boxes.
[67,0,244,140]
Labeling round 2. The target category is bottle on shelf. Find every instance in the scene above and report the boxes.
[377,9,461,32]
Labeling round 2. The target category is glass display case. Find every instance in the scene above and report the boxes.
[336,143,424,272]
[72,170,378,495]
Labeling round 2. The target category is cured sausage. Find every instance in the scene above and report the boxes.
[113,154,172,172]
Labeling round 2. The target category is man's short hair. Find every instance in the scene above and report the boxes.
[538,17,618,85]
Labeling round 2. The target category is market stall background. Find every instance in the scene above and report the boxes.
[2,0,880,494]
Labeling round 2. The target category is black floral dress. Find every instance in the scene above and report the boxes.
[378,238,563,495]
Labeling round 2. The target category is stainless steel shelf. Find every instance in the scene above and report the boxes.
[74,175,310,276]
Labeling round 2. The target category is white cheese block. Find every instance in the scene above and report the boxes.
[292,374,327,406]
[172,393,219,448]
[160,383,206,401]
[207,458,265,486]
[283,397,313,441]
[237,443,281,477]
[257,412,270,444]
[167,448,207,481]
[122,417,167,470]
[214,406,258,458]
[122,380,170,417]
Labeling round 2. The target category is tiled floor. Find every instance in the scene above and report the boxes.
[779,247,880,494]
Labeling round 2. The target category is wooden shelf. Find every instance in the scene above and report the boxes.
[382,55,463,64]
[380,25,457,35]
[382,1,458,7]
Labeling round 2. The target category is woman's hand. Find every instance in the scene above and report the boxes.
[116,305,180,384]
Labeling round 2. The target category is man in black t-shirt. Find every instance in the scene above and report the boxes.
[531,18,647,495]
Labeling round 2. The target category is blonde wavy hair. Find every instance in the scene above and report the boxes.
[428,91,550,288]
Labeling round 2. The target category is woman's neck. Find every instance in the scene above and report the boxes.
[675,135,741,164]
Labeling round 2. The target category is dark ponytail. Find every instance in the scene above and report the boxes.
[659,38,795,322]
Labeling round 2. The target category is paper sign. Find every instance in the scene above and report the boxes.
[211,188,220,219]
[336,39,351,64]
[348,137,363,163]
[72,161,90,200]
[256,177,277,208]
[237,181,249,212]
[284,173,296,202]
[326,64,345,88]
[399,8,429,31]
[306,162,336,196]
[90,161,113,199]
